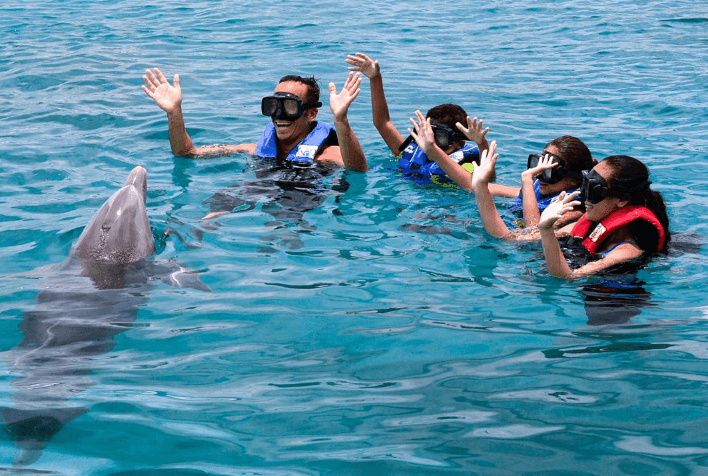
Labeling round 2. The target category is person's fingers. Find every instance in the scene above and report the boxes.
[155,68,167,83]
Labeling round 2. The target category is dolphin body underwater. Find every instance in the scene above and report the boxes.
[2,166,208,466]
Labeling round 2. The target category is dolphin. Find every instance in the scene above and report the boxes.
[72,165,155,270]
[2,166,207,466]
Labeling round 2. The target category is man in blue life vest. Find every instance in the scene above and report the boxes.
[142,68,368,172]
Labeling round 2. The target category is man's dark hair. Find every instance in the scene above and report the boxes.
[278,75,320,104]
[426,103,468,130]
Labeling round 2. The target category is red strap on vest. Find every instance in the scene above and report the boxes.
[570,206,665,254]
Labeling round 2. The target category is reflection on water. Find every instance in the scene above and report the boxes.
[582,278,652,326]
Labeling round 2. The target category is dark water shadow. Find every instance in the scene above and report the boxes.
[581,278,653,326]
[202,158,350,249]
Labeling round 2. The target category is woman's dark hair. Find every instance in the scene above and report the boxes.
[546,135,595,187]
[426,103,467,131]
[603,155,671,254]
[278,75,320,104]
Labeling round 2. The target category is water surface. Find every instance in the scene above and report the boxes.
[1,1,708,474]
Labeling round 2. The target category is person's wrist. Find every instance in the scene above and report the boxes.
[521,171,534,182]
[538,219,555,231]
[474,175,490,187]
[165,104,182,116]
[425,142,443,157]
[333,115,349,127]
[472,179,488,194]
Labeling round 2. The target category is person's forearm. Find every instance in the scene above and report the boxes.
[426,145,473,190]
[540,226,573,278]
[489,184,521,197]
[475,184,512,238]
[166,106,196,156]
[521,175,541,227]
[475,136,489,158]
[369,75,391,131]
[334,117,368,172]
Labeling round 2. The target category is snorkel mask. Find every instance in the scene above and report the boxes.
[398,121,466,153]
[580,169,651,205]
[261,92,322,121]
[429,121,466,150]
[527,151,583,185]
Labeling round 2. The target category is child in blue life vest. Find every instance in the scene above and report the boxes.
[346,52,513,191]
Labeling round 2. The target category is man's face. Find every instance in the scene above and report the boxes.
[272,81,317,144]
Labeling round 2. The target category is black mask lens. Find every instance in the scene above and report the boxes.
[261,93,317,121]
[430,121,458,150]
[527,153,542,169]
[434,130,452,149]
[581,169,610,204]
[261,96,279,116]
[282,97,300,116]
[527,152,565,184]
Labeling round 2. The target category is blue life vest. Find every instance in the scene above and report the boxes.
[398,143,479,183]
[504,179,576,229]
[254,121,334,163]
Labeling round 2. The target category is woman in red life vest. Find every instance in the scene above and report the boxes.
[538,154,670,278]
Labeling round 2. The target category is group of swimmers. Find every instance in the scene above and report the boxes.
[142,52,671,280]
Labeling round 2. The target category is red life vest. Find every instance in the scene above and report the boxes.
[570,206,666,255]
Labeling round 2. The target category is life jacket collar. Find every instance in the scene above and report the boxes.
[570,205,665,254]
[254,121,334,163]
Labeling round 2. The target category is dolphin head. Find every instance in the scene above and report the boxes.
[71,166,155,265]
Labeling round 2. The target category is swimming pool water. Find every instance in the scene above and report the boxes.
[1,1,708,474]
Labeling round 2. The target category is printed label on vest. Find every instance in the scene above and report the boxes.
[295,145,318,159]
[449,150,464,163]
[588,223,606,243]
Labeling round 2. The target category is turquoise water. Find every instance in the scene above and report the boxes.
[2,0,708,474]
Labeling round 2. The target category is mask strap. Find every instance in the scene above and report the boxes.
[398,135,415,153]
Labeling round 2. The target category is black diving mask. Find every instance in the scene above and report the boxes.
[430,121,466,150]
[397,120,466,153]
[580,169,650,205]
[527,151,583,184]
[261,92,322,121]
[581,169,616,204]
